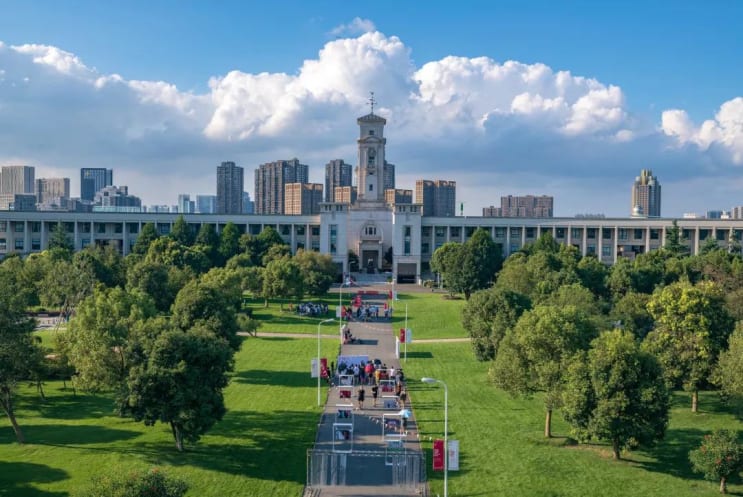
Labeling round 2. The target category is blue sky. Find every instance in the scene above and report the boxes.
[0,1,741,215]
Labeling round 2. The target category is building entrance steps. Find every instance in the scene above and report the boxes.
[306,285,428,497]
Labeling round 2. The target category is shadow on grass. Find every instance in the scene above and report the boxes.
[404,351,434,359]
[630,427,707,481]
[233,369,315,387]
[0,461,69,497]
[130,409,319,484]
[36,394,114,420]
[20,424,141,446]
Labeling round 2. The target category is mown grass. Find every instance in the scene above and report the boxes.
[244,295,340,334]
[0,336,338,497]
[405,341,743,497]
[392,291,467,340]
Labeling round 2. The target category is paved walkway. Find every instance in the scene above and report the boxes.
[307,286,428,497]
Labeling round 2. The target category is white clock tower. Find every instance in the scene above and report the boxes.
[356,94,387,203]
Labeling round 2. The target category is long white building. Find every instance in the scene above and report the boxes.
[2,112,742,282]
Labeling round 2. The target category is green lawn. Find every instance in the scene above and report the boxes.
[405,341,743,497]
[392,292,467,340]
[245,295,340,334]
[0,336,338,497]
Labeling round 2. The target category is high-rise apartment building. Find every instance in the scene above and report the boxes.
[385,188,412,205]
[1,165,35,194]
[631,169,661,217]
[196,195,217,214]
[415,180,456,217]
[36,178,70,206]
[177,194,195,214]
[488,195,554,217]
[254,158,309,214]
[80,168,113,201]
[242,191,255,214]
[285,183,323,215]
[383,162,395,191]
[335,186,357,204]
[94,185,141,207]
[325,159,352,202]
[216,161,244,214]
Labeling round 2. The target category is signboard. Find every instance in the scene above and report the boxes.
[310,358,319,379]
[433,439,445,471]
[448,440,460,471]
[395,336,400,358]
[405,328,412,343]
[336,306,342,318]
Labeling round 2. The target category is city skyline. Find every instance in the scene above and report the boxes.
[0,3,741,216]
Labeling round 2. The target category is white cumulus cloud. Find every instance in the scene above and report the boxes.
[329,17,376,37]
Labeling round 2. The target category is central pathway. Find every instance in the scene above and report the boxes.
[307,285,428,497]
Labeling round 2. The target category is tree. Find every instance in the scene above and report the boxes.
[119,324,233,451]
[462,287,530,361]
[459,228,502,299]
[609,291,654,340]
[261,257,303,308]
[715,323,743,401]
[430,242,462,296]
[126,260,175,313]
[689,429,743,494]
[218,222,240,264]
[76,467,188,497]
[577,255,609,299]
[0,263,39,443]
[490,305,597,437]
[74,245,126,288]
[48,222,73,252]
[643,281,735,412]
[194,223,220,267]
[664,220,687,256]
[61,286,156,392]
[39,257,96,310]
[132,222,159,255]
[562,329,669,460]
[295,249,336,296]
[170,215,195,246]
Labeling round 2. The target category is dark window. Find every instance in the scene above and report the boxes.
[634,229,644,240]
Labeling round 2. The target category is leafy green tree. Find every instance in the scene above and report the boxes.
[295,249,336,296]
[61,287,156,392]
[218,222,240,264]
[664,220,687,256]
[430,242,463,296]
[562,329,669,460]
[132,222,159,255]
[462,287,531,361]
[577,255,609,299]
[76,467,188,497]
[48,221,73,252]
[459,228,502,299]
[607,257,633,298]
[170,215,195,246]
[73,245,126,288]
[491,304,598,437]
[643,281,735,412]
[194,223,220,266]
[261,257,303,308]
[529,232,560,254]
[609,291,654,339]
[262,244,291,266]
[39,257,96,310]
[715,323,743,401]
[171,276,241,351]
[126,260,175,313]
[119,324,233,452]
[544,283,602,319]
[0,263,39,443]
[689,429,743,494]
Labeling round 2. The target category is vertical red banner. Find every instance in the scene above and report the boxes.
[433,439,444,471]
[320,358,327,371]
[399,328,406,343]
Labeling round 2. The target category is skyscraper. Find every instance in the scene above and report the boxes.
[415,179,456,217]
[216,161,244,214]
[284,183,323,215]
[383,161,395,191]
[631,169,661,217]
[196,195,217,214]
[80,168,113,201]
[36,178,70,206]
[324,159,352,202]
[177,194,195,214]
[254,158,309,214]
[1,165,35,194]
[242,191,254,214]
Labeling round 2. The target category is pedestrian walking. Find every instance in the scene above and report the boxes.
[357,386,366,410]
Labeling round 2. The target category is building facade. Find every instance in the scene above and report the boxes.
[5,113,743,283]
[1,165,35,195]
[487,195,554,217]
[385,188,412,205]
[285,183,323,215]
[196,195,216,214]
[216,161,244,214]
[415,179,456,217]
[177,194,195,214]
[36,178,71,207]
[631,169,661,217]
[325,159,353,203]
[254,158,309,214]
[94,185,141,208]
[80,168,113,202]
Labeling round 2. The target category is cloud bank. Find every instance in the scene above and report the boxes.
[0,28,741,216]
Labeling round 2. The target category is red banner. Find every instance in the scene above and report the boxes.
[433,439,444,471]
[399,328,406,343]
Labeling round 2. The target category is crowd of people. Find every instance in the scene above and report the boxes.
[292,302,329,316]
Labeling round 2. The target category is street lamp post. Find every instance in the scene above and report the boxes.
[317,318,334,406]
[422,377,448,497]
[339,278,350,337]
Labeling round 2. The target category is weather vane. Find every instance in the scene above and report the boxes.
[369,91,376,114]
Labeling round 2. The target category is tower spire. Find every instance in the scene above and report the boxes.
[368,91,376,115]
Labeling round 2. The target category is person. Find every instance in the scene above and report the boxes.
[399,387,407,407]
[371,384,379,407]
[357,386,366,410]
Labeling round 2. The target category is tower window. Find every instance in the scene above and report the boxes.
[369,130,374,135]
[369,184,373,191]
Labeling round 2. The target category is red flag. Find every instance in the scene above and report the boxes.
[433,439,444,471]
